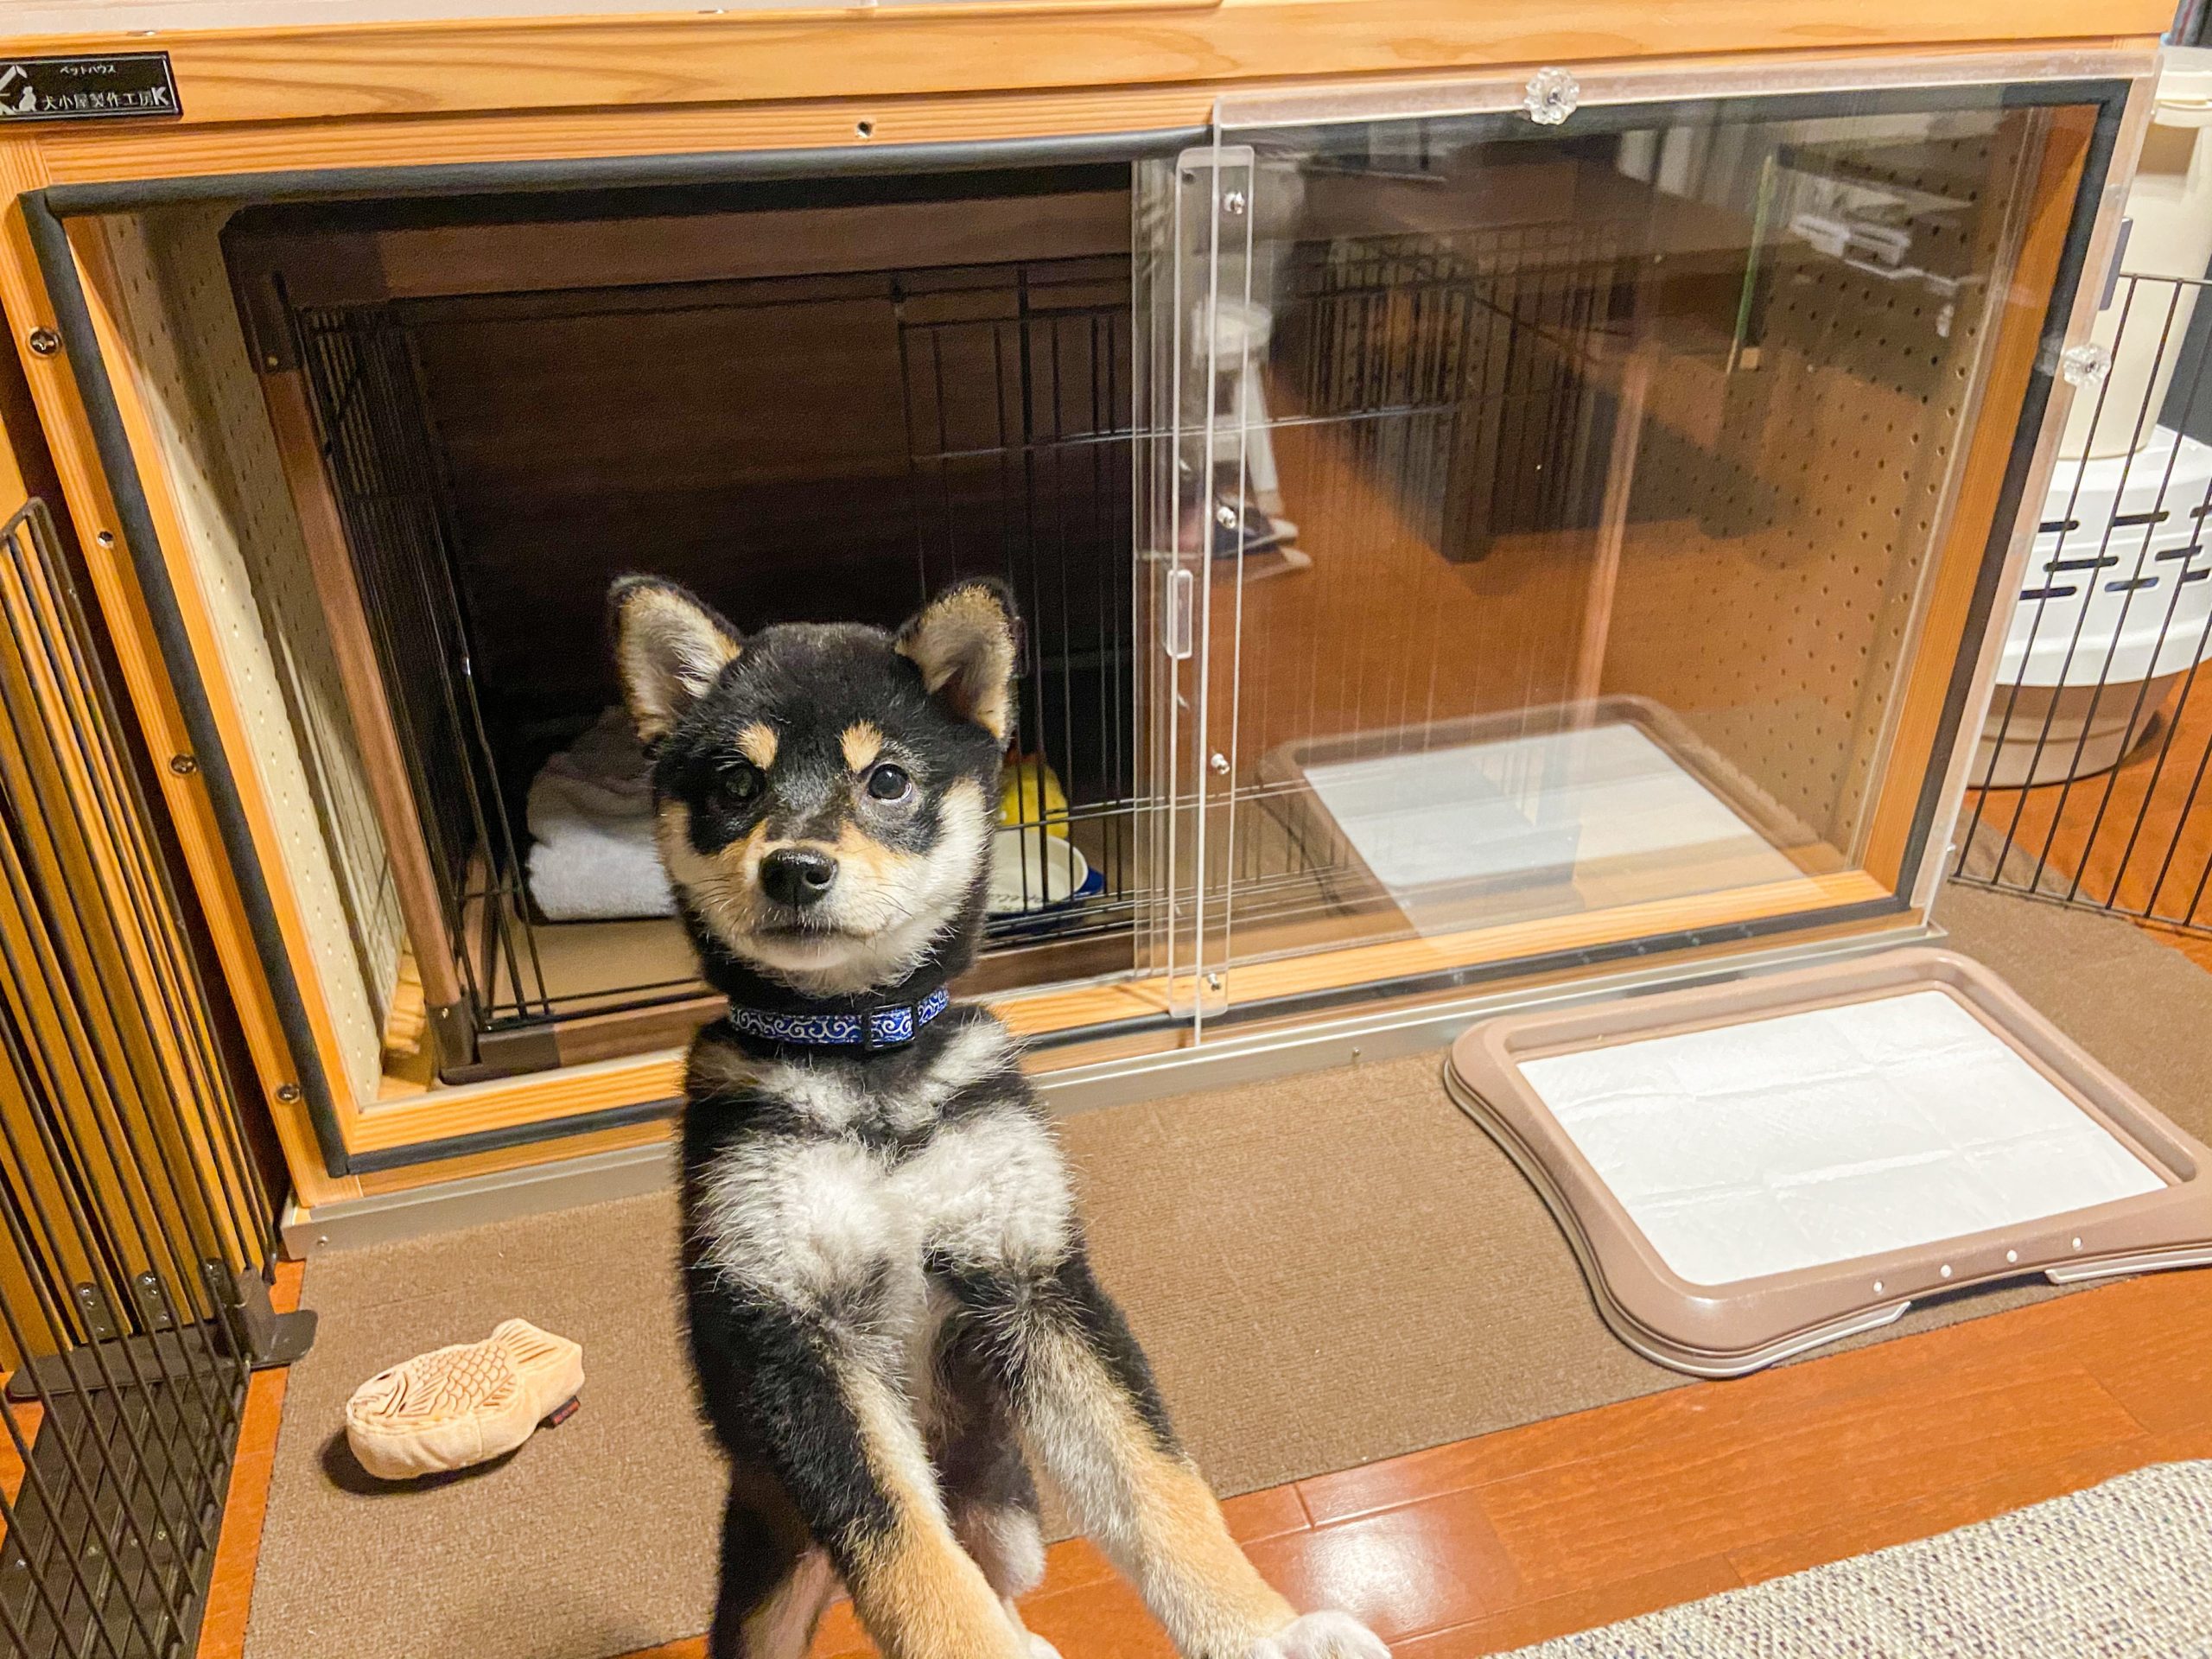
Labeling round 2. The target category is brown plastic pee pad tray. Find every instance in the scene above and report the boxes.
[1445,949,2212,1376]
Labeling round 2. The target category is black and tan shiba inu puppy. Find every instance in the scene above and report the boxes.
[611,575,1385,1659]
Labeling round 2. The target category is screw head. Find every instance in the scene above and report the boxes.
[95,530,115,548]
[1522,67,1580,126]
[1213,503,1238,528]
[1204,971,1224,991]
[1222,189,1248,216]
[27,327,60,358]
[275,1082,302,1103]
[2060,341,2112,389]
[168,753,198,776]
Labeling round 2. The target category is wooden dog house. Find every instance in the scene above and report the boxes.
[0,1,2169,1242]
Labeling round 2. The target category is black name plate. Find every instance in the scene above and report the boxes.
[0,54,180,124]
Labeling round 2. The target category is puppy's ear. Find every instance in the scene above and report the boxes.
[609,576,742,745]
[896,581,1019,744]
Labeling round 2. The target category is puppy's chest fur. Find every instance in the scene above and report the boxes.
[679,1011,1074,1319]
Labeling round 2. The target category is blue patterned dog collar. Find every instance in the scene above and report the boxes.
[726,985,951,1049]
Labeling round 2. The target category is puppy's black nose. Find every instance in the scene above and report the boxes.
[760,848,836,908]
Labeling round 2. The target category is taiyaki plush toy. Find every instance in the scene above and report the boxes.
[345,1319,583,1480]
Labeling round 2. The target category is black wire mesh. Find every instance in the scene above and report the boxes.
[894,259,1140,947]
[0,499,275,1658]
[1274,224,1630,559]
[297,258,1152,1036]
[1953,271,2212,937]
[295,307,551,1029]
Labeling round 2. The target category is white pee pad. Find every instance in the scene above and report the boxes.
[1520,989,2164,1287]
[1300,721,1799,903]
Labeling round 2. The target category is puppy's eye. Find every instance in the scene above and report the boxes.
[865,763,912,803]
[711,763,764,811]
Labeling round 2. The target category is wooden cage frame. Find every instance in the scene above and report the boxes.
[0,1,2166,1218]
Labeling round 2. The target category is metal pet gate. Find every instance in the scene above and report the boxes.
[1954,269,2212,938]
[0,499,308,1658]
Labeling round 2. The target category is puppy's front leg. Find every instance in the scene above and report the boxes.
[696,1300,1027,1659]
[949,1251,1388,1659]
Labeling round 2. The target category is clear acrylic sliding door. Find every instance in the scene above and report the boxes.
[1137,143,1261,1024]
[1151,73,2117,1020]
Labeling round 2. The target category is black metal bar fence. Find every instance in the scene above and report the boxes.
[0,499,305,1658]
[1953,270,2212,936]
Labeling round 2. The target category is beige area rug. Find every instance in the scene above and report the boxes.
[1504,1459,2212,1656]
[243,886,2212,1659]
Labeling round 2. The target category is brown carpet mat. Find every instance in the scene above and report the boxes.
[244,887,2212,1659]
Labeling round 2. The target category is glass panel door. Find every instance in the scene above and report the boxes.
[1185,78,2112,1013]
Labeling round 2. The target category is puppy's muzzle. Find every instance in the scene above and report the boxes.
[760,846,837,909]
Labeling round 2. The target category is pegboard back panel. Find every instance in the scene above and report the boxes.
[1606,118,2027,849]
[97,208,396,1111]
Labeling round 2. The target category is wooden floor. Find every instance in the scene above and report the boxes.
[575,1266,2212,1659]
[197,1258,306,1659]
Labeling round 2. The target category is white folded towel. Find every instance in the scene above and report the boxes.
[524,709,676,922]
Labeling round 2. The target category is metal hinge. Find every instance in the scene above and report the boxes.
[130,1271,176,1331]
[73,1281,118,1342]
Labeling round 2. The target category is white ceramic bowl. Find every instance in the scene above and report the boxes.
[988,829,1092,915]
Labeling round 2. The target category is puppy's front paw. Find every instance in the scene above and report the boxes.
[1248,1610,1390,1659]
